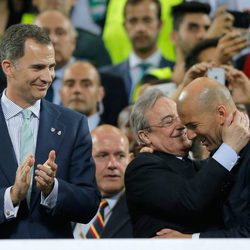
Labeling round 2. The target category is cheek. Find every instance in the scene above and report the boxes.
[95,163,106,178]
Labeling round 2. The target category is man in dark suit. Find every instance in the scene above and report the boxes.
[0,23,100,238]
[100,0,174,103]
[125,88,249,238]
[74,125,133,238]
[175,77,250,238]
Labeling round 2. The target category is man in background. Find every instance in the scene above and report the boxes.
[60,61,105,131]
[74,125,133,238]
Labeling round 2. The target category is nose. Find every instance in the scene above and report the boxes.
[40,68,54,83]
[107,155,118,170]
[72,82,82,94]
[49,32,59,44]
[187,129,197,140]
[197,28,207,40]
[135,21,147,33]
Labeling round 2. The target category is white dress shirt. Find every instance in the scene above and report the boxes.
[73,192,123,238]
[1,91,58,219]
[87,112,101,132]
[128,49,162,100]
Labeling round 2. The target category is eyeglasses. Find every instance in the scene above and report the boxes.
[144,115,178,130]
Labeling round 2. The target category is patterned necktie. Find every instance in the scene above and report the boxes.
[20,109,35,206]
[85,199,108,238]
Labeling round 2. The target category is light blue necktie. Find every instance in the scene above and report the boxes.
[130,62,151,103]
[20,109,35,206]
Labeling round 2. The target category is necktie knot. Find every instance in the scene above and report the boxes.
[138,62,151,72]
[99,199,108,210]
[22,109,32,120]
[85,199,108,238]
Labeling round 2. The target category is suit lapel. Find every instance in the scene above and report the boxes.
[0,102,18,184]
[102,193,130,237]
[154,151,196,177]
[30,100,65,209]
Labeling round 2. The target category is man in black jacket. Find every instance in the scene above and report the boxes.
[74,125,133,238]
[125,87,249,238]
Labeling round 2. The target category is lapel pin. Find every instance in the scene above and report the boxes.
[57,131,62,135]
[51,128,55,132]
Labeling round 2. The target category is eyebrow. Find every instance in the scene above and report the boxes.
[160,114,174,121]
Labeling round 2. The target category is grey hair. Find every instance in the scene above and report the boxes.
[0,24,52,63]
[130,88,165,144]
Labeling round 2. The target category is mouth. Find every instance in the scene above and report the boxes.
[32,83,49,91]
[70,98,85,104]
[104,174,120,179]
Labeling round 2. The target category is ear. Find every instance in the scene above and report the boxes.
[98,86,105,102]
[129,152,135,162]
[2,59,13,78]
[216,105,227,125]
[138,130,151,145]
[123,20,128,33]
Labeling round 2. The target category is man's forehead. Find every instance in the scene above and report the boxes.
[182,13,210,23]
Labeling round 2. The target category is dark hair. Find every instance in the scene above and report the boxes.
[171,1,211,30]
[124,0,161,20]
[0,23,52,62]
[185,38,219,70]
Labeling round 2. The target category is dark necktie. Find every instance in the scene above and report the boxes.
[85,199,108,238]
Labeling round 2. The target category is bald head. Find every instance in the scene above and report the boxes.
[91,125,130,197]
[178,77,235,115]
[177,77,237,152]
[60,61,104,116]
[91,125,129,150]
[32,0,75,16]
[63,61,100,86]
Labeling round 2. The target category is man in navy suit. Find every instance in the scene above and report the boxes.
[100,0,174,103]
[0,23,100,238]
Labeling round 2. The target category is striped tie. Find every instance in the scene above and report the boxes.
[85,199,108,238]
[20,109,35,206]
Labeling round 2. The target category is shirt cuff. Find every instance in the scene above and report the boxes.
[212,143,238,171]
[192,233,200,239]
[40,178,58,209]
[4,187,20,219]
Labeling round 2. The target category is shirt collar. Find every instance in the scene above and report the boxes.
[104,191,123,210]
[1,89,41,120]
[87,112,101,131]
[129,49,162,69]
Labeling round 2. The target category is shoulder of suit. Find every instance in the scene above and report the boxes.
[42,99,88,122]
[99,60,128,73]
